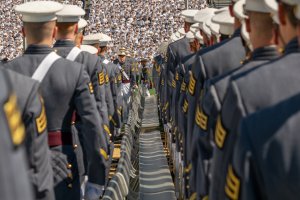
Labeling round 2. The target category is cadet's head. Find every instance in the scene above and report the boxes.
[230,0,243,29]
[118,51,127,63]
[277,0,298,44]
[244,0,275,49]
[56,5,85,42]
[295,3,300,44]
[141,59,148,66]
[181,10,199,33]
[75,19,88,46]
[15,1,63,47]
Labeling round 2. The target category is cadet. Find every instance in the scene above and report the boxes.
[140,57,150,88]
[192,0,280,198]
[98,35,123,138]
[54,5,111,192]
[166,10,198,125]
[0,68,33,200]
[211,0,299,199]
[83,33,112,142]
[7,1,109,200]
[113,48,136,123]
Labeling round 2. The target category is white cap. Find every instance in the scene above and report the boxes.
[203,17,212,37]
[245,0,270,13]
[56,5,85,23]
[264,0,279,23]
[181,9,200,23]
[195,32,204,44]
[178,28,186,36]
[234,0,248,20]
[212,9,235,35]
[99,34,112,47]
[191,23,201,29]
[15,1,63,22]
[295,4,300,20]
[194,8,217,23]
[78,18,87,32]
[190,27,197,34]
[80,45,98,54]
[186,31,195,43]
[210,20,220,36]
[83,33,103,45]
[281,0,298,5]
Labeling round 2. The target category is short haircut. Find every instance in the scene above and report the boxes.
[24,21,56,43]
[56,22,77,36]
[282,3,298,28]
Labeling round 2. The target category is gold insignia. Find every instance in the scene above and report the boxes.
[161,79,164,86]
[183,99,188,113]
[202,196,208,200]
[172,79,176,88]
[225,165,240,200]
[195,105,208,131]
[109,115,117,126]
[175,72,179,81]
[188,72,196,96]
[98,72,105,85]
[4,94,25,146]
[100,148,108,160]
[163,102,169,112]
[117,108,122,116]
[181,82,187,92]
[117,74,122,81]
[88,82,94,94]
[184,163,192,173]
[215,116,227,149]
[35,100,47,134]
[105,74,109,83]
[103,124,112,137]
[189,192,197,200]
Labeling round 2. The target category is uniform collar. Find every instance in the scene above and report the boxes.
[251,46,279,61]
[24,44,53,54]
[54,39,75,47]
[284,37,299,54]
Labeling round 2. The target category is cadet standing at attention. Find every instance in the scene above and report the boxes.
[6,1,109,200]
[54,5,111,193]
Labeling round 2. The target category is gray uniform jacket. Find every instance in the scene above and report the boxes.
[0,68,34,200]
[5,44,109,200]
[213,38,299,200]
[2,67,55,200]
[232,93,300,200]
[190,46,279,199]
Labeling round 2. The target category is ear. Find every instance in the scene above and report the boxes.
[22,27,25,37]
[297,25,300,45]
[80,35,83,44]
[53,26,58,39]
[278,3,286,25]
[229,4,234,17]
[245,18,251,33]
[74,24,78,34]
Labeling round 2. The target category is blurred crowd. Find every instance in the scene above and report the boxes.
[0,0,207,60]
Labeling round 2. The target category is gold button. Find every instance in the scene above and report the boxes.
[67,183,72,188]
[67,173,73,180]
[67,164,72,169]
[187,176,190,180]
[73,144,78,149]
[71,121,75,125]
[186,185,190,189]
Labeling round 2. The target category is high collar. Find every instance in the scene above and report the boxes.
[284,37,299,54]
[54,40,75,47]
[24,44,53,55]
[251,46,279,61]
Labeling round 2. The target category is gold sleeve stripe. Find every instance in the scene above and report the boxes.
[225,165,240,200]
[109,115,117,126]
[103,124,112,137]
[100,148,108,160]
[105,74,109,83]
[181,82,187,92]
[183,99,188,113]
[88,82,94,94]
[195,105,208,131]
[188,72,196,96]
[215,116,227,149]
[98,72,105,85]
[36,103,47,134]
[175,72,179,81]
[189,192,197,200]
[4,94,25,146]
[172,79,176,88]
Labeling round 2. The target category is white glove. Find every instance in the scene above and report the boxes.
[80,175,89,199]
[84,182,104,200]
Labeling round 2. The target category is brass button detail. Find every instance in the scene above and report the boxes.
[67,183,72,188]
[67,164,72,169]
[73,144,78,149]
[67,173,73,180]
